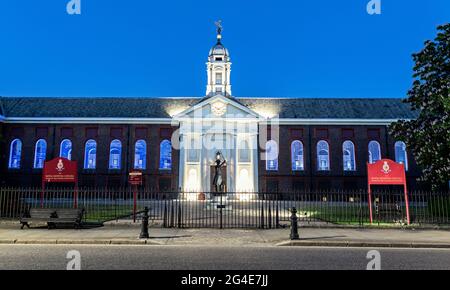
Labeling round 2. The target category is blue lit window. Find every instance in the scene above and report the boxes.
[368,140,381,164]
[60,139,72,160]
[8,139,22,169]
[134,140,147,170]
[343,140,356,171]
[109,139,122,170]
[159,140,172,170]
[317,140,330,171]
[265,140,278,171]
[395,141,408,171]
[84,139,97,169]
[291,140,304,171]
[34,139,47,169]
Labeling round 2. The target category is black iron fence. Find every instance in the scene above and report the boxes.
[0,187,449,228]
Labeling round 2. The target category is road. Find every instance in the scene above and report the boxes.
[1,245,450,270]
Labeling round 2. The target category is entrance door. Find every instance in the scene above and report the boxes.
[210,165,227,192]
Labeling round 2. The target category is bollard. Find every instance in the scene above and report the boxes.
[290,207,300,240]
[139,206,150,239]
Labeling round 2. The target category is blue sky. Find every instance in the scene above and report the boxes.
[0,0,448,98]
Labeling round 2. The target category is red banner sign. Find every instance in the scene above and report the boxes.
[367,159,410,225]
[41,157,78,208]
[43,157,78,183]
[128,171,143,186]
[367,159,406,186]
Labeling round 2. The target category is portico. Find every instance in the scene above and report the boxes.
[175,94,260,194]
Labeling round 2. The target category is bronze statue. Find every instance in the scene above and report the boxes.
[212,151,226,192]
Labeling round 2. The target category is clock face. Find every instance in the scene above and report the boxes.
[211,101,227,116]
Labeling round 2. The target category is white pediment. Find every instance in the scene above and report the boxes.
[173,94,260,120]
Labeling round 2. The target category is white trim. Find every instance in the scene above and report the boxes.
[262,118,409,125]
[2,117,410,126]
[173,95,261,119]
[4,117,175,124]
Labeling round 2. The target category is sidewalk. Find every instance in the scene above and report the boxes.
[1,221,450,248]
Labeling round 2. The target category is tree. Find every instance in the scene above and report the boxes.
[390,24,450,190]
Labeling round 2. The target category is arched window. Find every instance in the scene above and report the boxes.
[291,140,304,171]
[238,140,250,163]
[159,140,172,170]
[84,140,97,169]
[265,140,278,171]
[134,140,147,170]
[34,139,47,169]
[109,139,122,170]
[60,139,72,160]
[317,140,330,171]
[342,140,356,171]
[395,141,408,171]
[8,139,22,169]
[368,141,381,164]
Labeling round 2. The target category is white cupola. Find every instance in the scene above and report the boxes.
[206,21,232,97]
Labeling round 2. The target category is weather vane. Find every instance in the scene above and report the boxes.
[215,20,223,35]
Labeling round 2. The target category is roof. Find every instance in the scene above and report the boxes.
[0,96,418,120]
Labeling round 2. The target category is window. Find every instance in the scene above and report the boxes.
[159,140,172,170]
[342,140,356,171]
[60,128,73,138]
[291,140,304,171]
[238,140,250,163]
[35,127,48,138]
[60,139,72,160]
[368,141,381,164]
[85,128,98,139]
[34,139,47,169]
[8,139,22,169]
[109,139,122,170]
[342,129,354,139]
[317,140,330,171]
[315,129,328,139]
[110,128,123,139]
[265,140,278,171]
[216,73,223,85]
[187,137,200,163]
[84,140,97,169]
[134,140,147,170]
[395,141,408,171]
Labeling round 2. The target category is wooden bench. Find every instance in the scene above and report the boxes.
[20,208,85,229]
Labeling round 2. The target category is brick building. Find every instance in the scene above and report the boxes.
[0,28,422,192]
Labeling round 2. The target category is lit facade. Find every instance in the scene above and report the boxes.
[0,29,422,191]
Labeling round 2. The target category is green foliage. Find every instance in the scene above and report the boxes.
[390,24,450,190]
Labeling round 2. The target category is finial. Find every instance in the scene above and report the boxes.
[215,20,222,42]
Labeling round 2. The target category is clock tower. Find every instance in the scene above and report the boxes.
[206,21,232,97]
